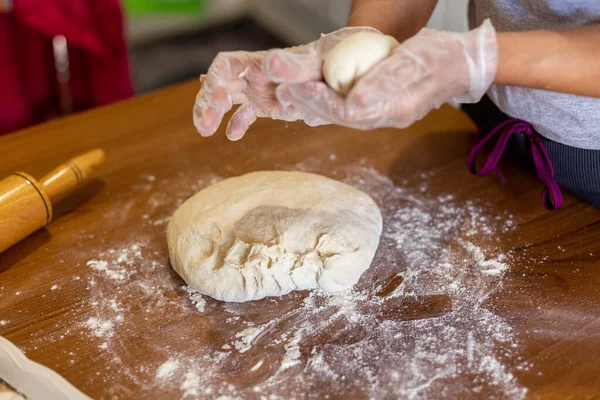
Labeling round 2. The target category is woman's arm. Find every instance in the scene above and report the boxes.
[495,24,600,97]
[347,0,439,41]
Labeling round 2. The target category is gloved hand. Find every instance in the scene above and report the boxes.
[275,20,498,130]
[193,26,379,140]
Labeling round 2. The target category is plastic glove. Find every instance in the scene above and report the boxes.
[193,26,379,140]
[275,20,498,130]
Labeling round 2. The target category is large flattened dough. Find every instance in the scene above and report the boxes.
[167,171,383,302]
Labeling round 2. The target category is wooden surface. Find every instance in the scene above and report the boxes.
[0,80,599,399]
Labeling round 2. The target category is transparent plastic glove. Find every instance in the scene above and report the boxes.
[276,20,498,130]
[193,26,379,140]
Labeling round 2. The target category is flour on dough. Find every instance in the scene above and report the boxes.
[167,171,383,302]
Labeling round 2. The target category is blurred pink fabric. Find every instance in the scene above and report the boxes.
[0,0,133,134]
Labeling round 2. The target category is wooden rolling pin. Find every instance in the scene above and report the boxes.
[0,149,105,253]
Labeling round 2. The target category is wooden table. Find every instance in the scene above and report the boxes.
[1,81,599,399]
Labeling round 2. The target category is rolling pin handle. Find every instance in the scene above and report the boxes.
[40,149,105,203]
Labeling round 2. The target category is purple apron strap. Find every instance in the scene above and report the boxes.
[468,118,563,210]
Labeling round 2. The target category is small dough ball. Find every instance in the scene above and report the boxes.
[167,171,383,302]
[323,31,399,95]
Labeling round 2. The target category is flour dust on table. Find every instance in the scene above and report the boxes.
[23,160,531,399]
[167,171,383,302]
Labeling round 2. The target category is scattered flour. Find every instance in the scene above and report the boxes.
[250,359,264,372]
[82,297,125,343]
[234,326,266,353]
[184,287,206,312]
[156,359,180,380]
[85,243,145,282]
[463,240,508,276]
[85,318,115,338]
[280,329,303,370]
[180,372,201,398]
[87,260,129,282]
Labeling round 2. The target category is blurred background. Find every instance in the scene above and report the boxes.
[0,0,467,135]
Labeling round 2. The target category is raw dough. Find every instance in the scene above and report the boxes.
[167,171,382,302]
[323,31,399,95]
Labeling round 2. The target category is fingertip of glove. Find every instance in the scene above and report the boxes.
[225,124,245,141]
[225,113,245,142]
[193,105,218,137]
[226,133,244,142]
[194,121,215,137]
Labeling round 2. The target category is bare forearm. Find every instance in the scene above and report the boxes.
[347,0,438,41]
[495,24,600,97]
